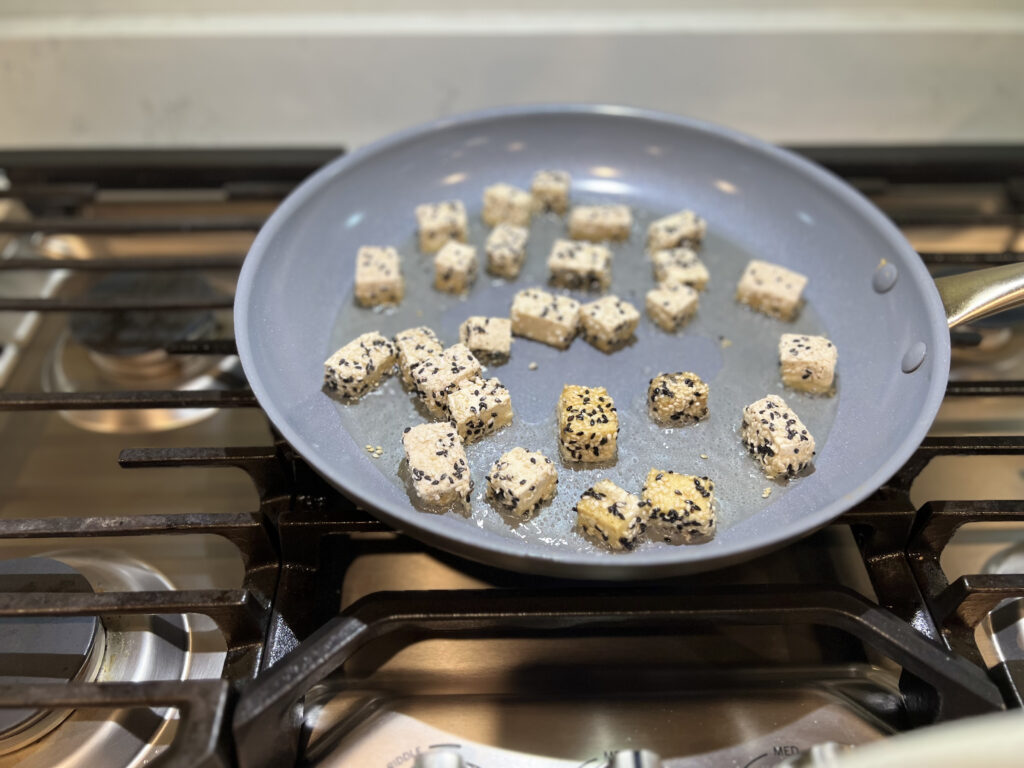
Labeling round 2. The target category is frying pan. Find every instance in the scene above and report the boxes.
[234,104,1024,580]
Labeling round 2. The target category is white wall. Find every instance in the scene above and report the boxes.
[1,2,1023,148]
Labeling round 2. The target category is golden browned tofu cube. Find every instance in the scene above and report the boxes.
[641,468,716,544]
[557,385,618,463]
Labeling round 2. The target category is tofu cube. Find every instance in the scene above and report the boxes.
[459,316,512,364]
[568,204,632,242]
[651,248,709,290]
[510,288,581,349]
[531,170,571,214]
[393,326,443,387]
[485,223,529,278]
[411,343,483,416]
[575,479,647,551]
[547,239,613,291]
[416,200,468,253]
[779,334,837,395]
[323,331,397,400]
[354,246,404,307]
[647,209,707,250]
[741,394,816,479]
[402,423,472,508]
[736,260,808,321]
[646,283,699,331]
[641,469,716,545]
[486,447,559,517]
[434,241,478,294]
[482,183,532,227]
[648,372,709,425]
[446,376,514,443]
[580,295,640,352]
[557,384,618,463]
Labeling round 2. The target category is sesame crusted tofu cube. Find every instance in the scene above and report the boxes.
[323,331,396,400]
[779,334,837,395]
[648,372,709,425]
[510,288,581,349]
[532,170,570,214]
[568,204,632,242]
[736,260,808,321]
[646,283,699,332]
[459,316,512,364]
[575,479,647,551]
[557,385,619,463]
[647,209,707,250]
[411,343,483,416]
[402,423,472,508]
[547,239,613,292]
[434,241,478,294]
[393,326,443,387]
[651,248,709,291]
[485,224,529,278]
[741,394,816,479]
[486,447,558,517]
[580,295,640,352]
[446,376,513,443]
[482,183,532,227]
[641,469,716,545]
[354,246,403,307]
[416,200,468,253]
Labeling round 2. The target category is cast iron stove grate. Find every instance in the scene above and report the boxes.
[0,147,1021,767]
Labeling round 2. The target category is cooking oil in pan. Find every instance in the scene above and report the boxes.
[326,208,839,554]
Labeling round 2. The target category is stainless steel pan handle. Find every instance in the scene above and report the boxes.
[935,262,1024,329]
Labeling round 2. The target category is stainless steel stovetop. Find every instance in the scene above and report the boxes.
[0,148,1022,768]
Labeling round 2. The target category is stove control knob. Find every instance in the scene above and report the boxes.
[779,742,853,766]
[609,750,663,767]
[414,748,464,768]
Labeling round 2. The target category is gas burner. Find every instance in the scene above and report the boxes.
[42,271,244,433]
[974,543,1024,677]
[309,673,890,767]
[0,559,104,756]
[0,550,225,768]
[68,272,219,357]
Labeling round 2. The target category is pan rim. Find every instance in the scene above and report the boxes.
[234,103,950,579]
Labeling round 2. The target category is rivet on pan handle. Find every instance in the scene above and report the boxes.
[934,262,1024,329]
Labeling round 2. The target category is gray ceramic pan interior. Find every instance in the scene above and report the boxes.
[234,105,950,580]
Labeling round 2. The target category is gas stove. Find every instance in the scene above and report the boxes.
[0,147,1022,768]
